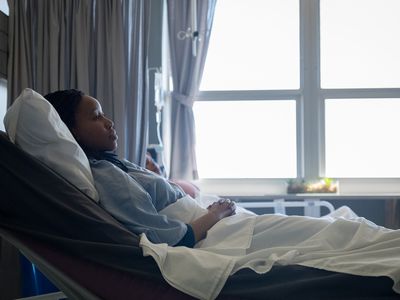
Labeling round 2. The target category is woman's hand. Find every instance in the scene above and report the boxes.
[207,198,236,219]
[190,198,236,243]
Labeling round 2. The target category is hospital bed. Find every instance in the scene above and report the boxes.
[1,130,399,300]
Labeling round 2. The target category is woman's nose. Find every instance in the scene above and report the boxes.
[106,118,114,128]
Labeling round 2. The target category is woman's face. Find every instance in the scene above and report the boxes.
[71,95,118,152]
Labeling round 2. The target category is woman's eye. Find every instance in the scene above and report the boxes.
[93,113,105,120]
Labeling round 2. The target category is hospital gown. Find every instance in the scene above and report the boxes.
[88,156,194,246]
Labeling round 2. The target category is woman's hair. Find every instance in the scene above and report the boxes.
[44,89,84,130]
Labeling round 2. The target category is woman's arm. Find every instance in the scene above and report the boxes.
[190,199,236,242]
[92,160,192,246]
[92,160,236,246]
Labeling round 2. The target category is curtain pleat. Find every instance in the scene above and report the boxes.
[124,0,150,165]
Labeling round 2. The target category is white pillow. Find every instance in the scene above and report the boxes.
[3,88,99,202]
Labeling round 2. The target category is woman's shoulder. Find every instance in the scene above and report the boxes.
[121,158,148,172]
[88,158,134,189]
[88,157,124,172]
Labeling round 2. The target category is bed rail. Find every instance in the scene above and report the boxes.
[236,199,335,217]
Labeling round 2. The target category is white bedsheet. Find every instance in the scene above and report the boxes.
[140,194,400,300]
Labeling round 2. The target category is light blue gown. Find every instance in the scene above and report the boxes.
[89,158,189,246]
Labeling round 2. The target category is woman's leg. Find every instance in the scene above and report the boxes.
[248,214,333,252]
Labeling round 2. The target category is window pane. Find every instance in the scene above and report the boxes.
[320,0,400,88]
[325,99,400,178]
[193,100,297,178]
[200,0,299,91]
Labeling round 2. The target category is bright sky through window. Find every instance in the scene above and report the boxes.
[200,0,299,91]
[196,0,299,179]
[325,99,400,177]
[320,0,400,88]
[194,100,297,178]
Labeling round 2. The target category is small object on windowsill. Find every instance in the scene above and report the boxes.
[287,178,338,194]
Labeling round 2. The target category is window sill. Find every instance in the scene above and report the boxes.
[194,178,400,198]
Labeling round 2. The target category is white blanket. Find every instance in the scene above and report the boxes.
[140,194,400,300]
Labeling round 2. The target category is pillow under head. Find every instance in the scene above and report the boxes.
[3,88,99,202]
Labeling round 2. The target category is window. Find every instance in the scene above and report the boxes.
[195,0,400,194]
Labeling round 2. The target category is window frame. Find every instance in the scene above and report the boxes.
[194,0,400,195]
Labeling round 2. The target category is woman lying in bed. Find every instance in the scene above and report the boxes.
[44,89,236,248]
[33,89,399,298]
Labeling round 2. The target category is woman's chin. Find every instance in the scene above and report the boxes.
[102,143,118,152]
[111,142,118,152]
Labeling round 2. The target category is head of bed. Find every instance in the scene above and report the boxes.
[0,129,191,299]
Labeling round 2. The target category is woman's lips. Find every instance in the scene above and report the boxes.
[110,130,118,140]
